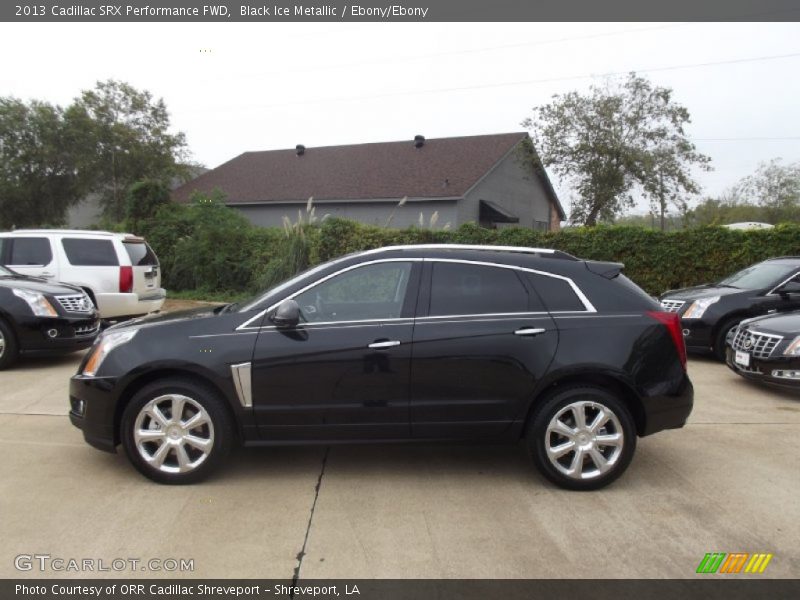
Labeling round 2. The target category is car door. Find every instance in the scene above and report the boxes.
[409,260,558,439]
[251,259,421,441]
[3,237,57,280]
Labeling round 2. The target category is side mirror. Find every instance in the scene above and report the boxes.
[777,280,800,297]
[271,299,301,328]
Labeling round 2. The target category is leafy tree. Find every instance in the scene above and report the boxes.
[71,80,189,220]
[125,179,171,232]
[523,73,711,226]
[733,159,800,222]
[0,98,90,228]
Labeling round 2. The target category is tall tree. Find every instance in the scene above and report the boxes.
[523,73,711,226]
[0,98,90,228]
[71,80,189,220]
[733,158,800,221]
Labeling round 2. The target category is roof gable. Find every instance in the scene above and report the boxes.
[172,132,532,204]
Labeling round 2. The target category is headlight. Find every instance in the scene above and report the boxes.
[784,336,800,356]
[82,330,138,377]
[683,296,720,319]
[12,288,58,317]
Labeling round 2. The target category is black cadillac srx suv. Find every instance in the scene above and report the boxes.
[69,245,693,490]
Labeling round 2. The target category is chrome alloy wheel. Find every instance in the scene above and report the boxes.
[545,400,624,480]
[133,394,215,474]
[0,329,5,358]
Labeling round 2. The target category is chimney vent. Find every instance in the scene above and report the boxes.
[414,135,425,148]
[296,144,305,156]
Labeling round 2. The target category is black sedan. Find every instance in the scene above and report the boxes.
[69,244,693,490]
[0,265,100,369]
[660,257,800,360]
[726,311,800,390]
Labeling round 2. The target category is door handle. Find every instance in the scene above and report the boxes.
[40,271,55,278]
[514,327,546,337]
[368,340,401,349]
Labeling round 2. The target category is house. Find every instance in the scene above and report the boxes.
[171,132,565,230]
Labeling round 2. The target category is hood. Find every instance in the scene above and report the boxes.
[106,304,224,333]
[661,284,744,301]
[740,312,800,337]
[0,274,84,296]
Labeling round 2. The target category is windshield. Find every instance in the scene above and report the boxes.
[237,261,339,313]
[719,263,796,290]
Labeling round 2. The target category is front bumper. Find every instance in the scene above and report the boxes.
[640,374,694,436]
[725,347,800,390]
[69,374,119,453]
[17,314,100,356]
[680,318,714,352]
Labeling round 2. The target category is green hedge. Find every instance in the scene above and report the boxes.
[139,202,800,297]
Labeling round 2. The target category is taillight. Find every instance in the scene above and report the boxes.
[119,266,133,293]
[647,310,687,371]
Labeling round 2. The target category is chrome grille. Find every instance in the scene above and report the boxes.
[661,299,685,313]
[56,294,94,314]
[731,328,782,359]
[74,322,100,337]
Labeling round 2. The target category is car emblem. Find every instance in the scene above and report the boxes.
[743,337,753,349]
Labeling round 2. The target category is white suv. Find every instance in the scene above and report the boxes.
[0,230,165,319]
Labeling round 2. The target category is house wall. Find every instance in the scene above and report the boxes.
[232,199,460,230]
[460,144,554,230]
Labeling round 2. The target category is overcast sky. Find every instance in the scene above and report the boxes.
[1,22,799,214]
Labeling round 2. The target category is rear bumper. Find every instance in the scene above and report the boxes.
[69,374,120,453]
[640,374,694,436]
[725,347,800,390]
[96,289,166,319]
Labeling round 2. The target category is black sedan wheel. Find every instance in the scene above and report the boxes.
[527,386,636,491]
[0,319,19,370]
[121,378,234,484]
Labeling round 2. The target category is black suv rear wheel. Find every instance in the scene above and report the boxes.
[527,386,636,490]
[121,378,234,484]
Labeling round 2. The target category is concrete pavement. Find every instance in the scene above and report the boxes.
[0,353,797,579]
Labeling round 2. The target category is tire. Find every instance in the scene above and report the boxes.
[0,318,19,371]
[121,378,234,484]
[713,318,741,361]
[526,386,637,491]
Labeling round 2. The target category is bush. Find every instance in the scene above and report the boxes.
[137,201,800,297]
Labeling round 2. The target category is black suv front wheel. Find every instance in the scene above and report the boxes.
[527,386,636,491]
[121,378,234,484]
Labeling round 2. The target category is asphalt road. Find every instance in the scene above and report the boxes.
[1,352,798,579]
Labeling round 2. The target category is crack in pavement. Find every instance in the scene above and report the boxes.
[290,446,330,597]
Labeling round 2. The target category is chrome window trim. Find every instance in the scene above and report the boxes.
[230,362,253,408]
[766,270,800,296]
[236,256,595,331]
[425,258,596,314]
[357,243,558,255]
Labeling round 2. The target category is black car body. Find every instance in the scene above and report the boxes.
[660,257,800,360]
[0,265,100,369]
[726,311,800,390]
[69,245,693,490]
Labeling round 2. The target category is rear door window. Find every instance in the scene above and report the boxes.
[8,238,53,266]
[429,262,530,316]
[62,238,119,266]
[526,273,586,312]
[123,242,159,266]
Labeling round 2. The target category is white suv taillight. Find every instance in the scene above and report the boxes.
[119,266,133,293]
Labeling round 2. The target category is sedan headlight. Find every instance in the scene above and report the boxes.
[784,336,800,356]
[12,288,58,317]
[82,330,138,377]
[683,296,720,319]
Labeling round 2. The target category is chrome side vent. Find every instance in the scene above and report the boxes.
[230,362,253,408]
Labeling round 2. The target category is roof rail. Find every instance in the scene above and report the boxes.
[363,243,577,260]
[6,229,129,237]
